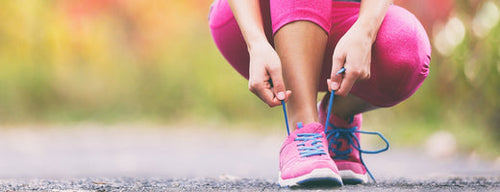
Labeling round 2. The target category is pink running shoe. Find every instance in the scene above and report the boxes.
[278,122,343,187]
[318,93,389,184]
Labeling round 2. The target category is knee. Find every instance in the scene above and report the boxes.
[208,0,233,29]
[369,6,432,106]
[209,0,251,79]
[374,5,431,66]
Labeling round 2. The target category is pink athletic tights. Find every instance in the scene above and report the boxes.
[208,0,431,107]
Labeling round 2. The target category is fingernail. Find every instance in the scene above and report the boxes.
[277,92,285,100]
[332,82,339,89]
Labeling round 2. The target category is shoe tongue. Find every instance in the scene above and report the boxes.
[295,122,322,134]
[296,122,304,129]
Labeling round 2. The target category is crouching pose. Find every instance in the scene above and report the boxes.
[209,0,430,187]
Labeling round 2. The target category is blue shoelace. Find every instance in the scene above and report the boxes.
[295,132,327,157]
[282,104,326,158]
[279,69,344,160]
[323,87,390,183]
[279,67,388,170]
[282,94,329,159]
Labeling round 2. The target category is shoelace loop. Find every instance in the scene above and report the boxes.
[324,123,389,183]
[295,133,327,158]
[325,126,358,159]
[323,78,390,183]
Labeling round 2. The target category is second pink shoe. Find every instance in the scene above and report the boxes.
[318,93,389,184]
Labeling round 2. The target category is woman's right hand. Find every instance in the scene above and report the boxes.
[248,40,291,107]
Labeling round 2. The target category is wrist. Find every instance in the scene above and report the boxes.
[353,19,379,43]
[246,36,270,52]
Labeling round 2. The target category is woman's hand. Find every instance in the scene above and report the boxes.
[328,22,374,97]
[328,0,391,97]
[248,40,291,107]
[227,0,290,107]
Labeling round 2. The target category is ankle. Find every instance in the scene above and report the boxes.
[330,113,358,128]
[290,117,319,130]
[333,112,352,122]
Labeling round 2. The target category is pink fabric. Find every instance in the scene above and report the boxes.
[278,122,339,180]
[271,0,332,34]
[318,108,366,174]
[209,0,431,107]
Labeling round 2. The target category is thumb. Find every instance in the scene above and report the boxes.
[329,52,346,92]
[268,68,286,101]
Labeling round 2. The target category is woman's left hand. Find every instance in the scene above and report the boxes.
[328,22,375,96]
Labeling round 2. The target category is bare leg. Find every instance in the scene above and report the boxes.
[274,21,328,131]
[275,21,381,129]
[328,93,379,120]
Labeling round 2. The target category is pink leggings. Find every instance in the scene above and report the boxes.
[209,0,431,107]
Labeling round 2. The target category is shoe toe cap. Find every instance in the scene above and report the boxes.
[335,160,366,174]
[281,157,338,179]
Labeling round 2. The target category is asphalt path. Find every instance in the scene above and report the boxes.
[0,124,499,191]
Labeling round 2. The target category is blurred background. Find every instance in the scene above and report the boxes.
[0,0,498,161]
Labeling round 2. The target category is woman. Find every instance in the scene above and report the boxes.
[209,0,430,187]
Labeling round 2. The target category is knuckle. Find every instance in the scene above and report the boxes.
[271,78,280,85]
[333,57,344,63]
[269,65,281,74]
[350,70,361,76]
[267,102,277,108]
[364,73,371,80]
[275,83,284,90]
[332,53,343,61]
[248,82,257,92]
[338,91,348,97]
[249,81,258,87]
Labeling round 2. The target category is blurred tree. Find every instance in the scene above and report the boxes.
[0,0,498,155]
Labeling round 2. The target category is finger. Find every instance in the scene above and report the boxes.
[249,80,280,107]
[282,90,292,103]
[256,86,282,107]
[330,51,346,92]
[336,69,359,96]
[268,88,292,104]
[327,79,333,92]
[268,65,287,101]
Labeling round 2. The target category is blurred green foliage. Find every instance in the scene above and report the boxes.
[0,0,498,156]
[388,0,500,156]
[0,0,269,124]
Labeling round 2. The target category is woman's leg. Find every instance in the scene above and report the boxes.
[271,0,333,130]
[274,21,328,130]
[319,2,431,111]
[271,0,347,187]
[211,0,346,187]
[211,0,335,131]
[318,1,431,184]
[323,93,378,120]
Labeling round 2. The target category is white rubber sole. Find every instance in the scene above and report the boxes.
[279,168,343,187]
[339,170,368,184]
